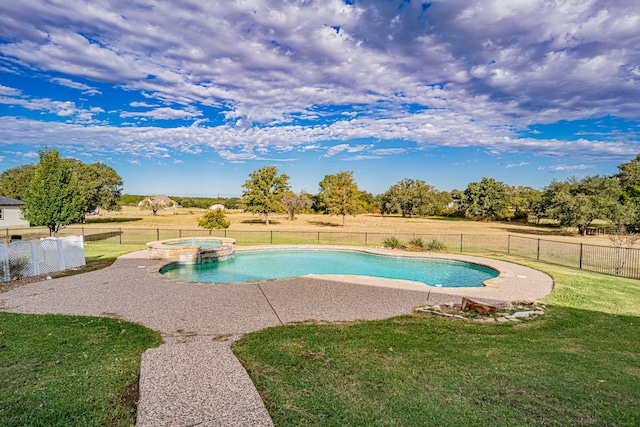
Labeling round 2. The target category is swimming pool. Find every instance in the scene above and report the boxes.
[166,240,223,248]
[160,249,498,288]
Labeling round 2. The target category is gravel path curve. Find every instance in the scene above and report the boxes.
[0,247,553,426]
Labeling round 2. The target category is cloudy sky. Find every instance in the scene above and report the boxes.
[0,0,638,197]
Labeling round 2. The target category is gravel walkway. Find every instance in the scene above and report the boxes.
[0,246,553,426]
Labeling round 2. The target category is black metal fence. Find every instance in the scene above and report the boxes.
[2,227,639,280]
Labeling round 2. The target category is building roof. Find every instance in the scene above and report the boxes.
[138,195,178,207]
[0,196,26,206]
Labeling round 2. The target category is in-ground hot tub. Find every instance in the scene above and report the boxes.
[146,237,236,264]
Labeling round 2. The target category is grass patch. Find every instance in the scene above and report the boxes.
[0,313,161,426]
[233,262,640,426]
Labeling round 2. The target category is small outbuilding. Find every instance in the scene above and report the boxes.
[0,196,30,228]
[209,204,225,211]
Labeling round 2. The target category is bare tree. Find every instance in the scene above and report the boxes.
[282,190,312,220]
[609,226,640,275]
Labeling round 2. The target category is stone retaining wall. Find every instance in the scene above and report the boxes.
[146,237,236,264]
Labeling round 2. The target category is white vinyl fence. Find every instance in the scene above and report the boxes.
[0,236,85,282]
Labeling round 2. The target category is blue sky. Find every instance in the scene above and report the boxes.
[0,0,639,197]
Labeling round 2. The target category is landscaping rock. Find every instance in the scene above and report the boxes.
[512,311,530,318]
[461,297,499,315]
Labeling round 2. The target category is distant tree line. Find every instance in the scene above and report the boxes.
[238,154,640,233]
[2,147,639,234]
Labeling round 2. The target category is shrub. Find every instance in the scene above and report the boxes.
[407,237,426,249]
[197,209,230,232]
[425,238,447,252]
[0,257,31,281]
[382,236,403,249]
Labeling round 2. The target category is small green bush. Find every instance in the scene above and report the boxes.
[425,238,447,252]
[197,209,230,230]
[382,236,403,249]
[407,237,426,249]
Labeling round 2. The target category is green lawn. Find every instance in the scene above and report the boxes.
[232,260,640,426]
[0,314,161,426]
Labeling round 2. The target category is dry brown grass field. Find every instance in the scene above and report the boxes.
[88,206,615,246]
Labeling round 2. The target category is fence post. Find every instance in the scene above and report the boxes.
[157,228,160,241]
[119,228,122,245]
[179,229,182,238]
[82,227,85,238]
[507,234,511,254]
[56,239,66,271]
[31,241,41,276]
[0,243,10,282]
[365,232,368,246]
[460,234,463,252]
[579,243,583,269]
[537,239,541,260]
[270,230,273,244]
[318,231,320,244]
[224,229,227,238]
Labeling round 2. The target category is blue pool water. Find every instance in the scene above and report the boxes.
[167,239,223,248]
[160,249,498,288]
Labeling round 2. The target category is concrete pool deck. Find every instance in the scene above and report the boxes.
[0,246,553,426]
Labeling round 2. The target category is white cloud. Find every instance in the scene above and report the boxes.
[130,101,158,108]
[548,164,593,172]
[324,143,372,157]
[120,106,202,120]
[22,151,39,160]
[505,161,529,168]
[51,77,101,95]
[0,85,21,96]
[0,0,637,165]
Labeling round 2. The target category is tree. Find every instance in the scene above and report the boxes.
[461,177,510,220]
[139,198,162,216]
[617,153,640,230]
[241,166,291,225]
[543,176,628,235]
[508,186,542,222]
[69,161,123,213]
[197,209,230,233]
[380,178,451,217]
[282,190,312,220]
[318,171,361,226]
[0,164,36,200]
[21,147,86,236]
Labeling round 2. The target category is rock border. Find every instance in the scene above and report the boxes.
[416,298,547,323]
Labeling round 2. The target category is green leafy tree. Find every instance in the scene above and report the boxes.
[461,177,510,220]
[617,153,640,230]
[224,197,242,210]
[508,186,542,222]
[241,166,291,225]
[318,171,361,226]
[21,148,86,236]
[282,190,312,220]
[69,161,123,213]
[381,179,451,217]
[197,209,230,233]
[0,164,36,200]
[543,176,629,235]
[120,194,146,206]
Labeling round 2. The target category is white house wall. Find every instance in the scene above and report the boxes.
[0,206,30,228]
